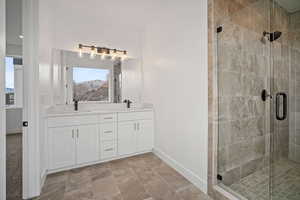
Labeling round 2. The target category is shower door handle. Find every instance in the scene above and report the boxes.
[276,92,287,121]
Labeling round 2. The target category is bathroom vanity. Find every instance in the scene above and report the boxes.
[45,105,154,174]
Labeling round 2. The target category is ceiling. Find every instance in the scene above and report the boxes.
[4,0,299,48]
[275,0,300,13]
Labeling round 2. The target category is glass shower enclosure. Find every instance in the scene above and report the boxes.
[216,0,300,199]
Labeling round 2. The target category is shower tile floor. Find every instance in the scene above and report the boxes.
[226,159,300,200]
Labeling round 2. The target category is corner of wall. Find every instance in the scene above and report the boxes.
[153,148,208,194]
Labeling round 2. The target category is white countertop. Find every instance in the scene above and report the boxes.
[45,103,154,118]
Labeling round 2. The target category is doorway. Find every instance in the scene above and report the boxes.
[5,57,23,199]
[5,0,24,199]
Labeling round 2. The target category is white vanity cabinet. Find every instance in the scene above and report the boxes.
[46,110,153,173]
[99,114,118,160]
[118,112,154,156]
[48,127,76,170]
[76,125,99,164]
[136,120,154,152]
[47,115,100,171]
[48,124,99,170]
[118,121,137,155]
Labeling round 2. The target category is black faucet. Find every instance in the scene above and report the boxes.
[74,100,79,111]
[123,99,132,109]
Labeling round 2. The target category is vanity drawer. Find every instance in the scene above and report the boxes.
[118,111,153,122]
[100,123,116,141]
[99,113,117,123]
[101,141,116,159]
[48,115,98,127]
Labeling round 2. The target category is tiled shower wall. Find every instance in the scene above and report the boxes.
[217,0,270,186]
[216,0,291,186]
[289,11,300,162]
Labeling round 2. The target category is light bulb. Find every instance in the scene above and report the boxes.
[121,51,127,61]
[90,46,96,59]
[78,44,83,58]
[111,49,117,60]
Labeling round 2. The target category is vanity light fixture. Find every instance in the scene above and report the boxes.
[77,44,128,60]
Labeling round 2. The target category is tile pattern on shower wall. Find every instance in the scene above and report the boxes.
[209,0,295,198]
[216,0,272,186]
[289,11,300,163]
[215,0,294,186]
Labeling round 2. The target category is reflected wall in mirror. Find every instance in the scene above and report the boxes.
[52,49,141,105]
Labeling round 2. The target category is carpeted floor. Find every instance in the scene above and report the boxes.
[6,133,22,200]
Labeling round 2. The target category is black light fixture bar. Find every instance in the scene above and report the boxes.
[78,44,127,55]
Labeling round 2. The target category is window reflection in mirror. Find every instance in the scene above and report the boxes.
[72,67,110,102]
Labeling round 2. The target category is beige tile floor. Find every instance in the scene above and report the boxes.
[36,153,212,200]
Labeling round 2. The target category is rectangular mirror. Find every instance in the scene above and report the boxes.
[51,49,142,105]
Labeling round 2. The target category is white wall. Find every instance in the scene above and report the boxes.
[39,0,208,193]
[38,0,55,185]
[142,0,208,192]
[51,0,148,59]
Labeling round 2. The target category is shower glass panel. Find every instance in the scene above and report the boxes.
[271,1,300,200]
[216,0,271,199]
[216,0,300,199]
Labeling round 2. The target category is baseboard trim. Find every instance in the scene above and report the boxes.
[153,148,208,193]
[40,169,47,192]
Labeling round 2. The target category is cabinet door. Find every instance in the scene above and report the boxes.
[118,121,136,156]
[137,120,154,152]
[76,124,99,164]
[48,127,76,170]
